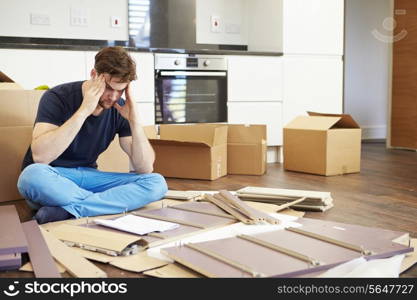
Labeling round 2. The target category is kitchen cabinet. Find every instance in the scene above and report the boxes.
[0,49,86,89]
[282,55,344,125]
[227,55,282,102]
[282,0,344,55]
[228,101,282,146]
[227,55,283,150]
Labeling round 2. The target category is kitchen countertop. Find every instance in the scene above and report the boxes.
[0,37,283,57]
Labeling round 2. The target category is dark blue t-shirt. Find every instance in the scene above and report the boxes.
[22,81,131,170]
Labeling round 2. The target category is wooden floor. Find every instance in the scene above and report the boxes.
[2,142,417,278]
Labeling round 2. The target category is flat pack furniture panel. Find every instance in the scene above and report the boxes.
[0,253,21,271]
[0,205,28,255]
[40,227,107,278]
[134,206,235,229]
[162,218,413,278]
[21,220,61,278]
[168,201,236,220]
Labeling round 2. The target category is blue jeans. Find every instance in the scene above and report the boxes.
[17,163,168,218]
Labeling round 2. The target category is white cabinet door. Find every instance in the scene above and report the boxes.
[228,102,282,145]
[136,102,155,125]
[0,49,86,89]
[228,55,283,102]
[282,55,343,125]
[283,0,344,55]
[129,52,154,103]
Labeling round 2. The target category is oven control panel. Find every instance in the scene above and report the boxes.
[155,54,227,71]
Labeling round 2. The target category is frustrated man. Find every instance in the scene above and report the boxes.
[17,47,167,224]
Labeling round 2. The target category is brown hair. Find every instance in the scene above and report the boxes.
[94,46,137,82]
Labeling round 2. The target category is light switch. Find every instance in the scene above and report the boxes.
[111,16,121,28]
[70,7,88,27]
[211,15,221,33]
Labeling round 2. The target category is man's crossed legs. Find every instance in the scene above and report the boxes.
[17,163,168,224]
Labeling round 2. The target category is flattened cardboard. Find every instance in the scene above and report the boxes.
[20,260,66,274]
[0,205,28,255]
[109,251,168,272]
[149,124,228,180]
[21,220,60,278]
[40,227,107,278]
[143,263,201,278]
[283,112,361,176]
[227,124,267,175]
[49,223,145,254]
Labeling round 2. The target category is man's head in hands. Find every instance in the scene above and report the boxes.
[92,47,137,109]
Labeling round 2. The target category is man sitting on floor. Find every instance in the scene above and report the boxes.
[17,46,167,224]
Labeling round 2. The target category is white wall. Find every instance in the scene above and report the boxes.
[247,0,283,52]
[196,0,248,45]
[0,0,128,41]
[344,0,392,139]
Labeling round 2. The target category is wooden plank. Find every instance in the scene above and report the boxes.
[40,228,107,278]
[21,220,61,278]
[0,205,28,255]
[205,194,253,224]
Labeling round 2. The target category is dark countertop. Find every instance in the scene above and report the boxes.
[0,38,283,57]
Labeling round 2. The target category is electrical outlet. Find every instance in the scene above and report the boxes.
[211,15,221,33]
[30,13,50,25]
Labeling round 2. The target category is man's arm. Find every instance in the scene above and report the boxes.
[31,74,106,164]
[115,84,155,174]
[119,126,155,174]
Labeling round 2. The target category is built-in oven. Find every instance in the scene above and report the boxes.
[154,53,227,124]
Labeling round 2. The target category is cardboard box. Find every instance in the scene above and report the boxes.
[283,112,361,176]
[0,72,23,90]
[227,124,267,175]
[148,124,228,180]
[0,89,44,202]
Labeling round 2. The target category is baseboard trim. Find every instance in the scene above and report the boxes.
[361,125,387,140]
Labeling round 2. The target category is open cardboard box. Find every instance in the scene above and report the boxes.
[0,85,44,202]
[0,71,23,90]
[227,124,267,175]
[283,111,361,176]
[147,124,228,180]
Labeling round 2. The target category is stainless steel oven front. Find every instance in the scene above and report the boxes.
[154,54,227,124]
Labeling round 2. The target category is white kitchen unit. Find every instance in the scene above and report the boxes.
[227,55,282,102]
[135,102,155,126]
[282,55,344,125]
[282,0,344,55]
[0,49,86,89]
[281,0,345,125]
[227,55,283,144]
[228,101,283,146]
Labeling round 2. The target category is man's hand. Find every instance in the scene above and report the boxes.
[114,84,140,124]
[79,74,105,117]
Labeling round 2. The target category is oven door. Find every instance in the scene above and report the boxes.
[155,71,227,124]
